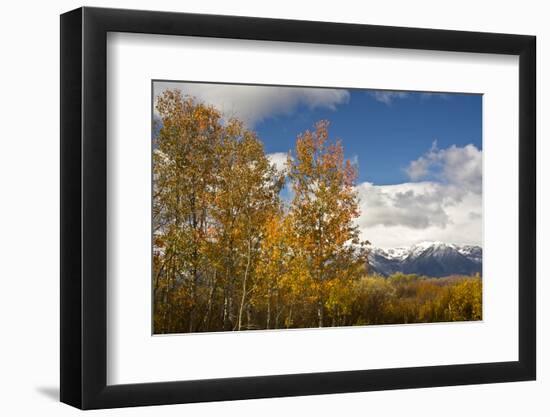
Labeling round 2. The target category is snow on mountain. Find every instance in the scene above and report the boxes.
[370,247,409,260]
[368,241,482,277]
[384,247,410,260]
[457,245,483,264]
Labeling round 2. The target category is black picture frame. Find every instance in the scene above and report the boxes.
[60,6,536,410]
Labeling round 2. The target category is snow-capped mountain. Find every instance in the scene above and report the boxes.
[368,241,482,277]
[457,245,482,264]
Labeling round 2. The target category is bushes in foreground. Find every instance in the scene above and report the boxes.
[155,273,482,333]
[152,90,482,333]
[348,274,482,326]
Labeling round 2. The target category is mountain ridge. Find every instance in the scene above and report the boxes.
[368,241,482,277]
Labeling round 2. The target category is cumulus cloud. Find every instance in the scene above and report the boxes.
[405,142,482,194]
[406,157,430,181]
[355,181,482,249]
[154,82,349,127]
[356,143,483,248]
[356,182,452,230]
[369,91,409,105]
[267,152,289,172]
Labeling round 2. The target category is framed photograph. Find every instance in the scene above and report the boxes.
[60,6,536,409]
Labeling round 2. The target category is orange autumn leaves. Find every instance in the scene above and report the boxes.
[152,89,481,334]
[153,89,366,333]
[288,121,369,326]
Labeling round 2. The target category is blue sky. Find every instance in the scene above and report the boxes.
[255,90,481,185]
[153,82,483,248]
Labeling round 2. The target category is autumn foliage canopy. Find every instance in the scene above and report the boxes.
[153,90,482,334]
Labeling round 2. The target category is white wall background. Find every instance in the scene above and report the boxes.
[0,0,545,415]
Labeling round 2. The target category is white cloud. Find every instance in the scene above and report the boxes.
[405,142,482,194]
[420,92,451,100]
[356,143,482,249]
[370,90,452,105]
[406,157,430,180]
[355,181,482,249]
[369,91,409,105]
[153,82,349,127]
[266,152,289,172]
[356,182,453,230]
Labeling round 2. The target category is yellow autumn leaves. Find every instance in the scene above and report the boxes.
[153,89,481,334]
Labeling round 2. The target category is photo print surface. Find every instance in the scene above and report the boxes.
[152,81,482,334]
